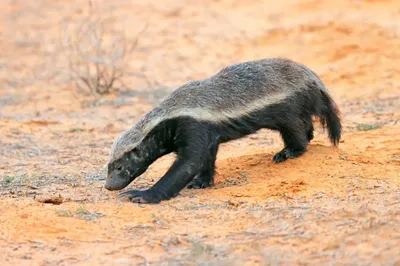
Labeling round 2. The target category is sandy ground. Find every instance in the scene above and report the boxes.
[0,0,399,265]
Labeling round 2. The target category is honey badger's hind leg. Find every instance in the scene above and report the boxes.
[273,119,309,163]
[303,115,314,142]
[187,141,219,189]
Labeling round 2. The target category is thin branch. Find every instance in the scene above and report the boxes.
[21,3,151,96]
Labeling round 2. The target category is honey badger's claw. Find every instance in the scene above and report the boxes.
[117,191,133,199]
[272,150,288,163]
[272,148,306,163]
[117,189,161,204]
[187,178,213,189]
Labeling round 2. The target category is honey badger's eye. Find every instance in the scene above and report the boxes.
[116,165,122,171]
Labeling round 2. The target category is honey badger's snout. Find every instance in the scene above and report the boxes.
[104,176,117,190]
[104,174,131,191]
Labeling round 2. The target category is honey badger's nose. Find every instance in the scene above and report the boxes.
[104,175,130,191]
[104,176,113,190]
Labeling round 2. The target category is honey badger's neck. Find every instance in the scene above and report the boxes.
[136,118,176,166]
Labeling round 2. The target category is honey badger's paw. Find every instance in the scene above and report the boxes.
[187,177,213,189]
[272,148,306,163]
[117,189,161,204]
[272,150,288,163]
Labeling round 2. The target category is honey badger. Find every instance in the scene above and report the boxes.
[105,58,342,203]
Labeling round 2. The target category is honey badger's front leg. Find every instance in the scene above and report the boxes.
[118,156,200,203]
[187,141,219,189]
[118,119,213,203]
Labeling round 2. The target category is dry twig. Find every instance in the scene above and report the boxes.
[58,11,148,95]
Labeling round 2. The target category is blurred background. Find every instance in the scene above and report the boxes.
[0,0,399,265]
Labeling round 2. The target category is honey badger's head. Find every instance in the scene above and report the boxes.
[105,147,149,191]
[104,123,150,191]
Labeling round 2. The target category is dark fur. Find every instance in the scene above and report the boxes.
[106,84,341,203]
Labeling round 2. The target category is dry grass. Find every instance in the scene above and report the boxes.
[57,9,148,95]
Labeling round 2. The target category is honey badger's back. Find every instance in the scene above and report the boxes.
[159,58,326,115]
[110,58,337,164]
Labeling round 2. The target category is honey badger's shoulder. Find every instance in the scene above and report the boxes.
[109,58,327,163]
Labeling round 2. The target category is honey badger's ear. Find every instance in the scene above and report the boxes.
[128,148,139,159]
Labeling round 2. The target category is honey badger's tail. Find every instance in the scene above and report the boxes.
[318,89,342,146]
